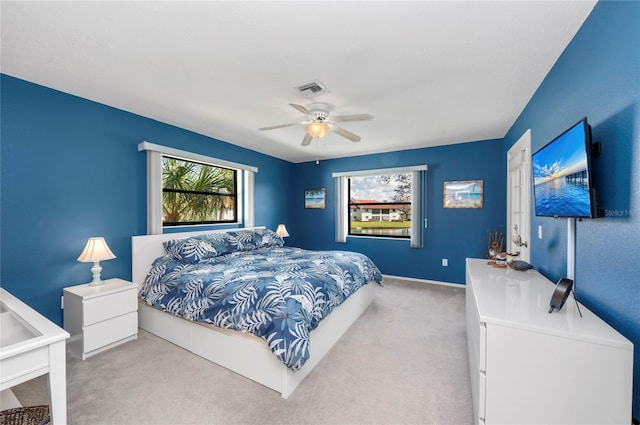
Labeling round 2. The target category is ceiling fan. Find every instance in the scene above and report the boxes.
[259,102,374,146]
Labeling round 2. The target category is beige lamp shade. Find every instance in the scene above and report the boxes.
[275,224,290,238]
[78,237,116,286]
[78,237,116,262]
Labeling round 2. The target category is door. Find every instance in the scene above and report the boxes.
[507,130,531,262]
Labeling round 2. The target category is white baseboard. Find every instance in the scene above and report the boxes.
[382,274,465,289]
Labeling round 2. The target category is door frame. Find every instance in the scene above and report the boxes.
[507,129,532,262]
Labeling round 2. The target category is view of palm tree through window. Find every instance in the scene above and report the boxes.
[162,156,237,225]
[348,173,411,238]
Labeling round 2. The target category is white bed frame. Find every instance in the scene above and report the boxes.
[131,228,376,398]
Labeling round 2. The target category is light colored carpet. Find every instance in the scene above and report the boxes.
[11,278,472,425]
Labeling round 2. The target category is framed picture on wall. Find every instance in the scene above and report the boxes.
[304,188,326,209]
[443,180,483,208]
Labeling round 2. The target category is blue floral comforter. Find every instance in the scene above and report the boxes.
[140,246,382,371]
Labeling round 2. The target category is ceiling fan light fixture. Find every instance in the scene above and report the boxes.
[260,101,371,144]
[306,121,329,138]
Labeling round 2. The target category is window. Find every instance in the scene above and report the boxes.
[333,165,427,248]
[348,174,411,238]
[162,156,237,226]
[139,142,257,234]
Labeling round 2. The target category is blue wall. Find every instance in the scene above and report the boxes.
[1,0,637,416]
[0,75,295,325]
[289,140,505,285]
[503,0,640,417]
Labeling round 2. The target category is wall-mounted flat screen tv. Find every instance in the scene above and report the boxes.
[532,118,598,218]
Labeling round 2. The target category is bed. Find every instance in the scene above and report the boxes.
[131,227,382,398]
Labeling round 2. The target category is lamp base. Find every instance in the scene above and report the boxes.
[88,261,104,286]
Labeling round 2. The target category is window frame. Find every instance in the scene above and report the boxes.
[347,174,412,239]
[139,141,257,234]
[333,165,427,248]
[161,155,239,227]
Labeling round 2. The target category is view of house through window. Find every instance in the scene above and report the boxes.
[348,173,411,238]
[162,156,237,226]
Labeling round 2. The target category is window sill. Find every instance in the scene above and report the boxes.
[347,234,410,242]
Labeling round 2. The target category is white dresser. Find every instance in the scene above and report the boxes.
[63,278,138,359]
[466,258,633,425]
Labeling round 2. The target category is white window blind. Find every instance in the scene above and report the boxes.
[335,176,348,243]
[146,150,163,234]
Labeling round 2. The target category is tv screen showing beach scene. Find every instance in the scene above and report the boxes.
[533,119,594,218]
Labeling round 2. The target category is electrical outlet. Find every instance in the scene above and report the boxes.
[538,225,543,239]
[442,258,448,267]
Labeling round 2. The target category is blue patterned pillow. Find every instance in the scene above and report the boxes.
[226,228,284,252]
[163,233,235,264]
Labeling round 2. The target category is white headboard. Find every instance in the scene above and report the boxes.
[131,226,265,285]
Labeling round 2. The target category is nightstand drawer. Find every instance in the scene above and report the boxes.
[84,311,138,353]
[83,288,137,326]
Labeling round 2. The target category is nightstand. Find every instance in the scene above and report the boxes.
[63,278,138,359]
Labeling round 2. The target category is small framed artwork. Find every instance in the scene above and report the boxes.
[443,180,483,209]
[304,188,326,209]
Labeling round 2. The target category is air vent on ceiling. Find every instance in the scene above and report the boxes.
[297,81,328,98]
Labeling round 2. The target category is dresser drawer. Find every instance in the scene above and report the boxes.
[84,311,138,353]
[83,288,137,326]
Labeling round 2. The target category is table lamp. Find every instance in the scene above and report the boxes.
[275,224,289,238]
[77,237,116,286]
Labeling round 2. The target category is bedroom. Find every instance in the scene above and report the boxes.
[1,1,638,424]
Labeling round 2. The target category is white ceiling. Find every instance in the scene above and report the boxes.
[1,1,596,163]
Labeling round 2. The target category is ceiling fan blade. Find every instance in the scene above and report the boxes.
[301,133,313,146]
[333,126,361,142]
[290,103,310,115]
[332,114,374,122]
[258,123,298,131]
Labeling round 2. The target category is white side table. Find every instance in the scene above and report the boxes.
[0,288,69,424]
[63,278,138,360]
